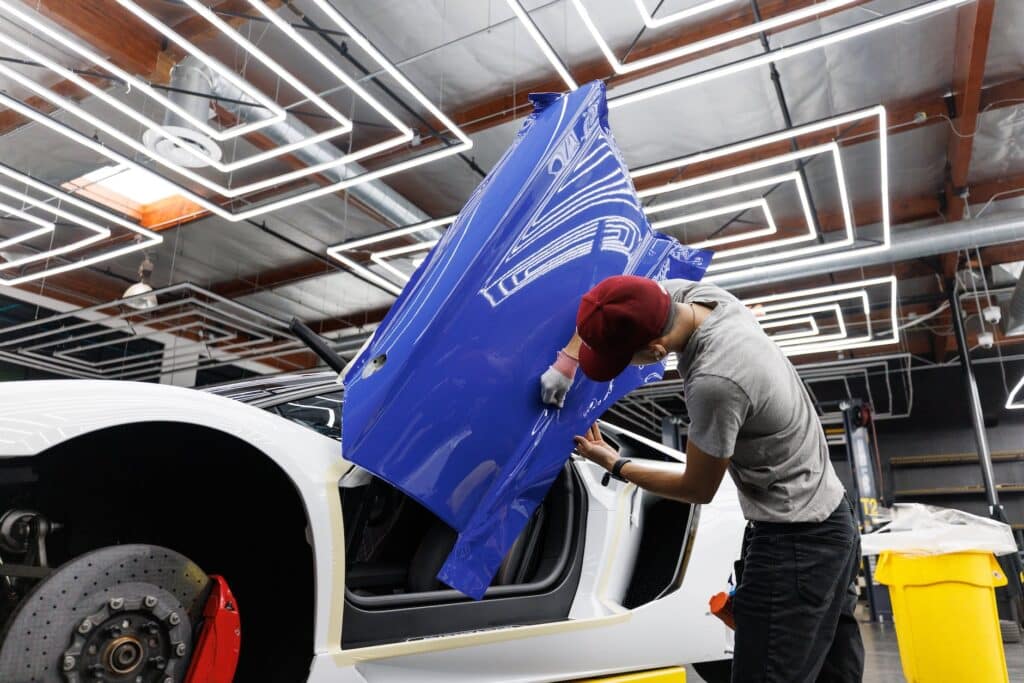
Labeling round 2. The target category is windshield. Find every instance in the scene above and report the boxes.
[270,390,343,442]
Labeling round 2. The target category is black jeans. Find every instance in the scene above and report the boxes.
[731,497,865,683]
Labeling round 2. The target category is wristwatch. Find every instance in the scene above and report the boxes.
[601,458,633,486]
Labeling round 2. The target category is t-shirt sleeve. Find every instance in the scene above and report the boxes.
[685,375,751,459]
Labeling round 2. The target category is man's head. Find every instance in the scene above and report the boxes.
[575,275,679,381]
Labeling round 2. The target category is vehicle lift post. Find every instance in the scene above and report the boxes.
[840,400,883,622]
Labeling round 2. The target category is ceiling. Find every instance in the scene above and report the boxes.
[0,0,1023,402]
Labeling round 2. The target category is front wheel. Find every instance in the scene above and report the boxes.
[0,544,211,683]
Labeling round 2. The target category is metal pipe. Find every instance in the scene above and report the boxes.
[711,210,1024,289]
[947,279,1003,517]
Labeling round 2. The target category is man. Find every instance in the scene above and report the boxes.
[540,275,864,683]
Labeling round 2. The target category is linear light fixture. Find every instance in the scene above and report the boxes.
[630,0,741,28]
[326,216,458,295]
[744,276,899,356]
[0,0,282,142]
[635,107,886,279]
[643,170,820,263]
[0,284,305,381]
[0,0,471,221]
[0,164,161,286]
[752,291,870,349]
[574,0,865,75]
[650,198,777,249]
[604,0,972,109]
[1006,374,1024,409]
[0,200,55,251]
[760,315,820,341]
[504,0,578,90]
[760,303,847,344]
[0,0,368,172]
[796,354,913,424]
[0,50,398,199]
[645,145,853,272]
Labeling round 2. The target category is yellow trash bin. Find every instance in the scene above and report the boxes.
[874,551,1009,683]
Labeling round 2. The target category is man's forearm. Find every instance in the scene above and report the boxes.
[563,333,583,359]
[615,460,714,505]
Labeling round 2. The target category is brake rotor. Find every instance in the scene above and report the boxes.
[0,545,210,683]
[60,585,189,683]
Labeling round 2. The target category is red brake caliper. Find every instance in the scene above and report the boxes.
[184,575,241,683]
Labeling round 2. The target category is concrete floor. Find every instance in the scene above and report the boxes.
[685,606,1024,682]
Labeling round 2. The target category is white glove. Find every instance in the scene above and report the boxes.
[540,351,578,408]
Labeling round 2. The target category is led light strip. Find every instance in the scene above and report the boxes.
[796,354,913,423]
[573,0,865,75]
[636,107,887,279]
[753,291,870,349]
[0,1,470,221]
[647,144,854,272]
[630,0,740,28]
[0,0,281,143]
[0,163,160,286]
[605,0,972,109]
[744,276,899,356]
[760,303,847,344]
[504,0,577,90]
[0,2,354,173]
[0,59,402,199]
[1006,374,1024,409]
[760,301,854,347]
[760,315,820,341]
[650,198,777,249]
[0,284,301,381]
[370,240,439,282]
[326,216,457,294]
[643,170,819,261]
[0,0,383,176]
[0,200,55,250]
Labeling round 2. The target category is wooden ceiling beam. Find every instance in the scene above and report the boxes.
[936,0,996,362]
[944,0,997,221]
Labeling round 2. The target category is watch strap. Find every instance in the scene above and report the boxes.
[610,457,632,482]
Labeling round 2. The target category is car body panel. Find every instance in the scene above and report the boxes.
[0,377,744,681]
[341,82,711,598]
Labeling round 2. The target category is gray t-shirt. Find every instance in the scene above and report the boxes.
[664,279,845,523]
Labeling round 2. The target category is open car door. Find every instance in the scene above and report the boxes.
[342,81,711,598]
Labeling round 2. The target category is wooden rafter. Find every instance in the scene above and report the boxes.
[936,0,996,361]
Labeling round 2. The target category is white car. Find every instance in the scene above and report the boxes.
[0,370,743,683]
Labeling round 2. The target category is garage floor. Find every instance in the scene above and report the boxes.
[686,607,1024,682]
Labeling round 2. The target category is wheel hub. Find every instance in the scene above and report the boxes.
[61,594,189,683]
[104,636,144,674]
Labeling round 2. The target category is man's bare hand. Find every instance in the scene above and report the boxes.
[573,423,618,470]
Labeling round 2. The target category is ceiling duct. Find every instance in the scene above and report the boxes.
[712,211,1024,290]
[142,63,222,168]
[145,57,432,231]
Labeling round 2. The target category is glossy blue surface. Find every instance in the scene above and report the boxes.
[343,82,711,599]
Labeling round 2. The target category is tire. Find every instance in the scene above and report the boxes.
[0,544,211,683]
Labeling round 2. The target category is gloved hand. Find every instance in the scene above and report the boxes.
[540,350,578,408]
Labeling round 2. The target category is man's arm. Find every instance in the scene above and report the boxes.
[540,333,584,407]
[573,423,730,504]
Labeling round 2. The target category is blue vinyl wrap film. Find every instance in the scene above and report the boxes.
[342,82,711,599]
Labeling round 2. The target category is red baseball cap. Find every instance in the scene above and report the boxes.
[576,275,672,381]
